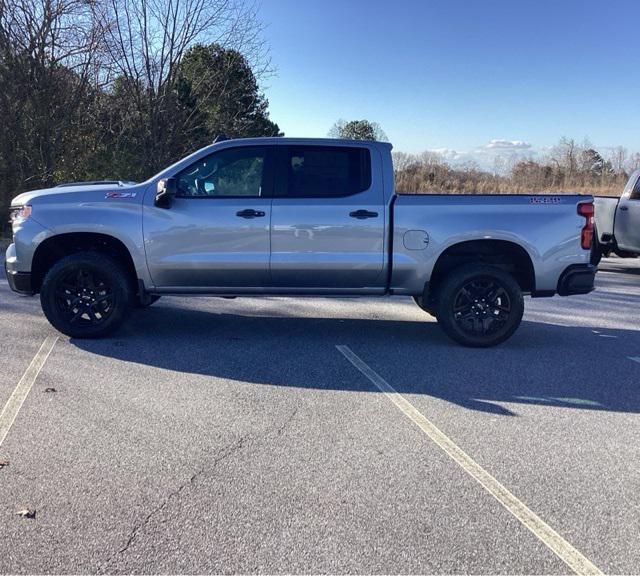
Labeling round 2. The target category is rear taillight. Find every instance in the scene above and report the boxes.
[578,202,594,250]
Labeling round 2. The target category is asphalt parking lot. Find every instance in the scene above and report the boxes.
[1,257,639,575]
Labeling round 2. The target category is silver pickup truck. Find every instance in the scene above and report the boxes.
[592,170,640,264]
[5,137,595,347]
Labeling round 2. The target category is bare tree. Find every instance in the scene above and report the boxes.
[94,0,270,173]
[628,152,640,173]
[0,0,103,181]
[0,0,103,235]
[549,137,578,186]
[608,146,628,175]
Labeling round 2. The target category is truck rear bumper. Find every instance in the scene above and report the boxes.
[557,264,596,296]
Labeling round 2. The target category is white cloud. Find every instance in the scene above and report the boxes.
[428,148,467,161]
[423,140,539,173]
[486,139,532,150]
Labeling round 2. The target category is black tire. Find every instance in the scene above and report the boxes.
[435,264,524,347]
[412,295,435,317]
[134,294,161,308]
[40,252,132,338]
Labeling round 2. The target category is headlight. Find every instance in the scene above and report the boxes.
[9,205,32,224]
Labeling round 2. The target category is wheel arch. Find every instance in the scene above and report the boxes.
[427,239,535,302]
[31,232,138,294]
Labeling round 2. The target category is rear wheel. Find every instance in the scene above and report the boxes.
[40,252,131,338]
[435,264,524,347]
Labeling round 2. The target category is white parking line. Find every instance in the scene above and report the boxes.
[0,335,58,448]
[336,344,602,576]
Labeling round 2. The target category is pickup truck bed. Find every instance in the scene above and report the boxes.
[6,137,595,347]
[392,194,591,297]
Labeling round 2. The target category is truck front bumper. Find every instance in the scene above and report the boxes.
[4,242,34,295]
[5,262,33,295]
[557,264,596,296]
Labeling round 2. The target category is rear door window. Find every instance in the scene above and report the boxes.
[281,146,371,198]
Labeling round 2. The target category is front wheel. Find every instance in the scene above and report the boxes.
[40,252,132,338]
[435,265,524,347]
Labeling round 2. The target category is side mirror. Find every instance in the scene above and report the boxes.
[155,178,177,208]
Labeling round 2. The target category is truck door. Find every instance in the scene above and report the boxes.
[143,145,274,288]
[270,144,386,288]
[615,173,640,252]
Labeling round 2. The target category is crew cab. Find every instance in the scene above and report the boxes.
[5,137,596,346]
[592,170,640,264]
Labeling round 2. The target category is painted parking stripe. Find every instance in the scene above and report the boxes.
[336,344,602,576]
[0,335,58,448]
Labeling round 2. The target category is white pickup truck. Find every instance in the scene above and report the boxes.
[6,137,596,347]
[593,170,640,264]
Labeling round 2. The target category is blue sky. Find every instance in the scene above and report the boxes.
[258,0,639,164]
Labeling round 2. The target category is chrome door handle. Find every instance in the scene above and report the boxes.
[236,209,265,219]
[349,210,378,219]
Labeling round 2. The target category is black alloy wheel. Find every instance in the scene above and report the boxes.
[435,264,524,347]
[40,252,131,338]
[451,277,512,337]
[55,268,115,326]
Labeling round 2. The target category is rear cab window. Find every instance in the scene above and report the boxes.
[279,146,371,198]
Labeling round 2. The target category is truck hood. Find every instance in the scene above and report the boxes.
[11,182,140,207]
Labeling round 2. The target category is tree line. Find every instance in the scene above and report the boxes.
[0,0,281,235]
[394,138,640,196]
